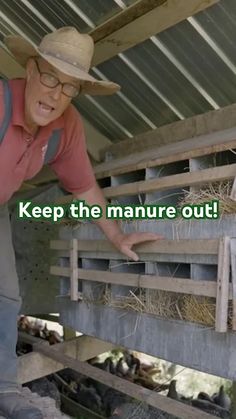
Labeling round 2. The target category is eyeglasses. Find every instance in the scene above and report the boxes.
[34,59,80,98]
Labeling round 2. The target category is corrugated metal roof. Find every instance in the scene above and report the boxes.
[1,0,236,143]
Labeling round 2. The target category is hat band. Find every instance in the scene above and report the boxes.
[38,47,88,73]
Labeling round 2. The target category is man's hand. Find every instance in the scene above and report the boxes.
[112,232,163,261]
[75,184,164,261]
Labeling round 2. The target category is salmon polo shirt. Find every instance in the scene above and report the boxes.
[0,78,96,205]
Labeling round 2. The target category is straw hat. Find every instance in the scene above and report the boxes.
[4,26,120,96]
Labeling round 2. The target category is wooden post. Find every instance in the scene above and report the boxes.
[230,238,236,331]
[231,177,236,201]
[63,326,77,340]
[70,238,78,301]
[231,381,236,419]
[215,237,230,332]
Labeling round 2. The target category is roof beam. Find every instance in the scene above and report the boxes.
[91,0,167,42]
[100,102,236,160]
[91,0,219,66]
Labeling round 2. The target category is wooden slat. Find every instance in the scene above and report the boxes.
[230,238,236,331]
[70,239,78,301]
[91,0,166,43]
[18,335,115,384]
[78,270,213,298]
[61,394,105,419]
[100,101,236,162]
[95,128,236,179]
[50,266,233,299]
[50,239,219,255]
[92,0,219,66]
[35,343,219,419]
[215,237,230,333]
[29,121,236,186]
[30,314,60,323]
[53,250,218,265]
[102,164,236,198]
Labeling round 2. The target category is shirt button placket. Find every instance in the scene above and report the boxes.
[23,133,33,148]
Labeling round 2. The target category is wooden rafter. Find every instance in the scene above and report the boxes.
[91,0,167,43]
[92,0,219,65]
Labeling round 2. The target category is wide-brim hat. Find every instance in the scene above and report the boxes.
[4,26,120,96]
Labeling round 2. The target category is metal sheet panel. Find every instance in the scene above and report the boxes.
[0,0,236,142]
[11,185,65,314]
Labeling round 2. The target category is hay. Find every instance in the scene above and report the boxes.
[178,181,236,215]
[82,284,233,329]
[83,269,231,329]
[97,181,232,329]
[180,295,216,326]
[64,180,236,328]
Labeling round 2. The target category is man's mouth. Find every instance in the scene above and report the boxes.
[38,101,55,114]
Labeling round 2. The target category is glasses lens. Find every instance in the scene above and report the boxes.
[36,59,80,98]
[63,84,80,98]
[41,73,59,88]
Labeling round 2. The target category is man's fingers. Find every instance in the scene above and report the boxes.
[121,246,139,261]
[117,232,164,261]
[129,232,164,244]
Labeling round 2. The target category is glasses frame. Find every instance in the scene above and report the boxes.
[34,59,80,98]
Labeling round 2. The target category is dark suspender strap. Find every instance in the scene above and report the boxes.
[0,79,62,161]
[44,128,63,164]
[0,79,12,144]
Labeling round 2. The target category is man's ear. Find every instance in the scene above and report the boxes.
[26,58,35,81]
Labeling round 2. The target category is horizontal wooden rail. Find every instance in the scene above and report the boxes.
[61,393,105,419]
[95,130,236,179]
[50,266,233,299]
[50,239,219,255]
[36,343,219,419]
[18,335,115,384]
[102,164,236,198]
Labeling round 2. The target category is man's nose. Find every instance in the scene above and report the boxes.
[50,84,62,100]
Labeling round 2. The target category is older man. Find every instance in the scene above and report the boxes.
[0,27,161,418]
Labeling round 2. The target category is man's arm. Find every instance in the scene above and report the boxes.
[74,182,162,261]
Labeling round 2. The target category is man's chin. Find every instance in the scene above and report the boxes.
[34,114,57,126]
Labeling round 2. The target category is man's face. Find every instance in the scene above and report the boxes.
[25,57,79,131]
